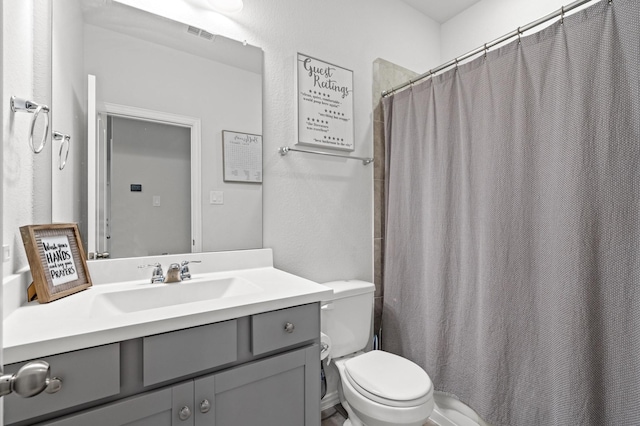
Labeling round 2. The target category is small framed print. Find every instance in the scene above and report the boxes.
[222,130,263,183]
[20,223,92,303]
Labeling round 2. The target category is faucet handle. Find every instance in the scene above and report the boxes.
[179,260,201,280]
[138,263,164,283]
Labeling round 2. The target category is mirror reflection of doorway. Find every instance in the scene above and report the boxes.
[104,116,191,258]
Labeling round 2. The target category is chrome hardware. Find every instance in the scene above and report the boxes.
[179,260,201,280]
[52,131,71,170]
[279,146,373,166]
[10,96,50,154]
[0,361,56,398]
[179,405,192,421]
[89,252,110,260]
[284,322,295,333]
[165,263,182,283]
[45,377,63,394]
[200,399,211,414]
[139,263,164,283]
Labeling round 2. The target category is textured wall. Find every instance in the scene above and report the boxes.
[3,0,51,279]
[119,0,441,283]
[441,0,577,61]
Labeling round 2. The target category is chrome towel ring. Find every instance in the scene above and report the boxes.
[10,96,50,154]
[52,131,71,170]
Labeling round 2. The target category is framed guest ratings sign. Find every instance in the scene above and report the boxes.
[296,53,354,151]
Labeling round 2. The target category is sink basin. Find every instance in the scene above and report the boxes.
[92,277,263,314]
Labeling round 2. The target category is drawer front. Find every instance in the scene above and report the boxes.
[143,319,237,386]
[5,343,120,425]
[251,303,319,355]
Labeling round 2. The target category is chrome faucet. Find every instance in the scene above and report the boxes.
[139,263,165,283]
[180,260,201,280]
[165,263,182,283]
[138,260,201,284]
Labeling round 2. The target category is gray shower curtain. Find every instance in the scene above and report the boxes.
[381,1,639,425]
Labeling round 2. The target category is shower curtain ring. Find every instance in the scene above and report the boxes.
[483,43,488,60]
[455,58,459,70]
[560,6,565,25]
[517,27,522,44]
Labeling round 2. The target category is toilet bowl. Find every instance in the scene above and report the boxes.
[335,351,434,426]
[321,280,486,426]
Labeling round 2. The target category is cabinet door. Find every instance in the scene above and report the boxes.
[43,382,194,426]
[194,345,320,426]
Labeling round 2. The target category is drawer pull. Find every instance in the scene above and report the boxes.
[200,399,211,414]
[179,405,192,421]
[45,377,63,394]
[284,322,295,333]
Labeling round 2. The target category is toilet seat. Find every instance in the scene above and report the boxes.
[344,351,433,408]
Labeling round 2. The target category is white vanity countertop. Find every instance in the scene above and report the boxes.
[3,249,333,364]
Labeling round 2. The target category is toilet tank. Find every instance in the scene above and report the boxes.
[321,280,375,358]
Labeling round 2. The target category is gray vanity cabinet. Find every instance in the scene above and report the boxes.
[195,345,319,425]
[44,346,319,426]
[45,382,192,426]
[6,303,321,426]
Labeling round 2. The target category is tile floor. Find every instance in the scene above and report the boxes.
[321,406,347,426]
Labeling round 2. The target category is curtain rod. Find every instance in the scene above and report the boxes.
[381,0,600,98]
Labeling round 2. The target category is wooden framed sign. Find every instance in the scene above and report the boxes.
[20,223,92,303]
[296,53,354,151]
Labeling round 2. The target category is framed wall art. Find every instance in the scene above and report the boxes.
[20,223,92,303]
[222,130,263,183]
[296,53,354,151]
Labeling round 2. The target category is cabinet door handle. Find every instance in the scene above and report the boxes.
[284,322,295,333]
[179,405,192,421]
[200,399,211,414]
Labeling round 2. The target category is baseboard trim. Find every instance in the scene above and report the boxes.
[321,390,340,411]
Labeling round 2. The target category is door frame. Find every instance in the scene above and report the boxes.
[99,103,202,253]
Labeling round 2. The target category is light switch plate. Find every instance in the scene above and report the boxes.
[210,191,223,205]
[153,195,161,207]
[2,244,10,262]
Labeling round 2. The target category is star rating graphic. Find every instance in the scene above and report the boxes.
[309,90,332,98]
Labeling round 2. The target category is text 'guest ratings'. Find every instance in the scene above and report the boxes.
[297,53,354,151]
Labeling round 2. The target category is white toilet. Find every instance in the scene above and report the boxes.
[321,280,434,426]
[321,280,486,426]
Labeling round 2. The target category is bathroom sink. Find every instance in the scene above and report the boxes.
[92,277,263,314]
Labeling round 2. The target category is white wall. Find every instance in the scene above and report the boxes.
[118,0,442,282]
[3,0,51,279]
[441,0,572,61]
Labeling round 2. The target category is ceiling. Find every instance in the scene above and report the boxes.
[400,0,481,23]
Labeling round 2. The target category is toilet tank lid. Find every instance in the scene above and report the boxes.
[322,280,375,300]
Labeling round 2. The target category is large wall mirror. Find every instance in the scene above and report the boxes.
[51,0,263,259]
